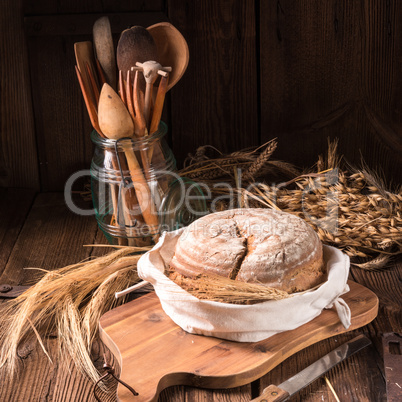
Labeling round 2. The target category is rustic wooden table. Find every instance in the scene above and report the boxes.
[0,189,400,401]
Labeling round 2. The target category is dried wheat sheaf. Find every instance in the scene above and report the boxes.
[182,139,401,269]
[0,247,148,384]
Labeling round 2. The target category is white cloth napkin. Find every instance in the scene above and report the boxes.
[137,228,351,342]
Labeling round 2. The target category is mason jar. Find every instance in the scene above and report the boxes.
[90,122,207,246]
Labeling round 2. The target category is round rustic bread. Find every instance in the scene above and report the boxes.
[170,208,325,293]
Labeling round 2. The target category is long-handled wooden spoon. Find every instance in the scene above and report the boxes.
[147,22,189,92]
[75,66,102,135]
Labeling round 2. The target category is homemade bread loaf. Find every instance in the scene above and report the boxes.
[170,208,325,293]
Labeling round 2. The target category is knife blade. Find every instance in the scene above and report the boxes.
[251,334,372,402]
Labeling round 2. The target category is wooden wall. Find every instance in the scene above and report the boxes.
[1,0,401,192]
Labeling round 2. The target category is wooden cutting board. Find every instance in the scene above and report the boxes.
[99,281,378,401]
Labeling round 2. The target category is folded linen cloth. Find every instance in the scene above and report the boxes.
[137,228,351,342]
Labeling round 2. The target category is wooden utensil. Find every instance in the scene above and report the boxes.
[98,83,134,139]
[99,280,378,402]
[86,62,100,105]
[75,65,102,135]
[135,61,171,127]
[147,22,189,92]
[149,74,169,135]
[116,26,158,93]
[147,74,169,166]
[131,70,147,137]
[74,41,99,105]
[93,16,117,90]
[130,70,166,205]
[98,84,160,239]
[95,58,107,86]
[75,49,145,244]
[125,70,151,175]
[143,23,189,173]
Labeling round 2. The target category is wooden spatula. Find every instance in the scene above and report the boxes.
[93,16,117,90]
[74,41,99,104]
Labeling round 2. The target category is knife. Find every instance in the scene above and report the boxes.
[251,334,372,401]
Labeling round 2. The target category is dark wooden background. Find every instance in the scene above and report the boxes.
[1,0,401,193]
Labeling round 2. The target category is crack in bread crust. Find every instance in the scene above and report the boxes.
[229,221,248,280]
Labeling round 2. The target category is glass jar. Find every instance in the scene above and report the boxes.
[90,122,207,246]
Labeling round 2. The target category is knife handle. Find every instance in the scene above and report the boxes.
[250,385,290,402]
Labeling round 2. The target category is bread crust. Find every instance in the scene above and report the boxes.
[170,208,325,293]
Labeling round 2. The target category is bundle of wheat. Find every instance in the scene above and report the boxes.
[182,139,401,270]
[0,246,149,383]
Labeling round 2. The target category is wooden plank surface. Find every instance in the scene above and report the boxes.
[23,0,163,16]
[0,188,35,276]
[0,192,105,285]
[27,34,93,192]
[2,0,402,192]
[4,0,400,194]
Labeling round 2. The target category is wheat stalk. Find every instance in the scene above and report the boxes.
[242,139,278,180]
[167,271,290,304]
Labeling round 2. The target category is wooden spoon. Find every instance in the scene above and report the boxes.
[93,16,117,90]
[145,22,189,167]
[116,26,158,93]
[98,83,134,139]
[147,22,189,91]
